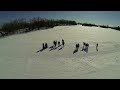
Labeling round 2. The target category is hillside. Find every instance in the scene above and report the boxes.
[0,25,120,79]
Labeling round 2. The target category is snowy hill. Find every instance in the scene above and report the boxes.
[0,25,120,79]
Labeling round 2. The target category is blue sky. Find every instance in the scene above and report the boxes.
[0,11,120,27]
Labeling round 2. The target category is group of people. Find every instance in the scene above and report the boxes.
[41,39,65,50]
[82,42,98,52]
[73,42,98,54]
[76,43,80,49]
[39,40,99,53]
[42,43,48,49]
[81,42,89,53]
[53,39,65,48]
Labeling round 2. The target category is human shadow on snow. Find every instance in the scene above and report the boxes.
[49,44,62,51]
[73,49,78,54]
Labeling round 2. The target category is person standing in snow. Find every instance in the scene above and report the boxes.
[78,43,80,49]
[45,43,48,48]
[53,41,56,47]
[62,39,65,46]
[54,41,57,47]
[96,43,98,51]
[76,43,80,49]
[62,39,64,42]
[82,42,85,51]
[58,41,60,46]
[76,44,78,49]
[43,43,45,49]
[56,40,57,47]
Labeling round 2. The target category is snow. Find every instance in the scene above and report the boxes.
[0,25,120,79]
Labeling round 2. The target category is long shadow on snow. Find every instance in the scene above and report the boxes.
[36,48,47,53]
[49,45,54,49]
[73,49,78,54]
[49,45,62,51]
[58,45,64,51]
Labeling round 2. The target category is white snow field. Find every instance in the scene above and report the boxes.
[0,25,120,79]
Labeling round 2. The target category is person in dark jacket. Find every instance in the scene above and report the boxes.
[82,42,85,51]
[56,40,57,46]
[96,43,98,51]
[42,43,45,49]
[62,40,65,46]
[76,44,78,49]
[58,41,60,46]
[54,41,57,47]
[78,43,80,49]
[53,41,56,47]
[45,43,48,48]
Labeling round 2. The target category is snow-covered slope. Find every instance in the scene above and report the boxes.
[0,25,120,79]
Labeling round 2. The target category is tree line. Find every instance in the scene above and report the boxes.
[0,17,77,37]
[78,22,120,31]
